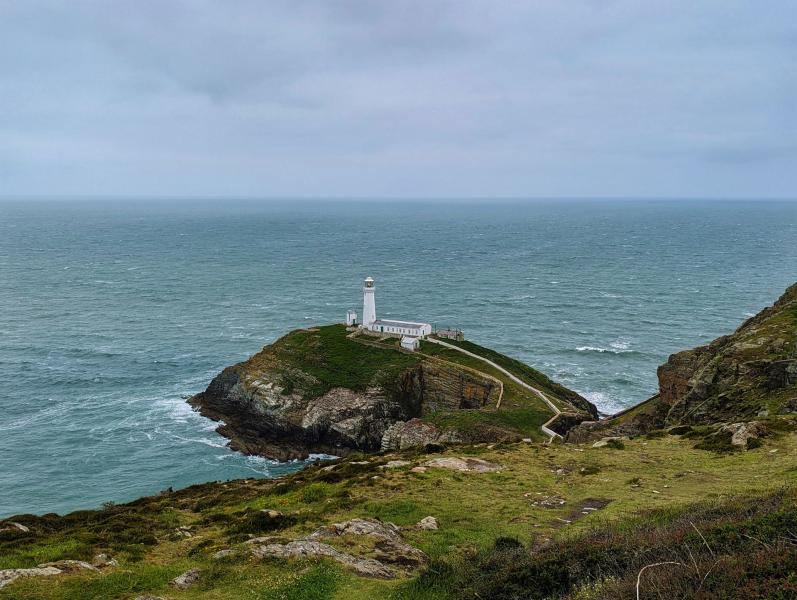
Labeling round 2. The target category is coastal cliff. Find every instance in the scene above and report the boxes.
[570,282,797,441]
[189,325,596,459]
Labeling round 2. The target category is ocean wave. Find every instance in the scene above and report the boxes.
[579,391,628,415]
[574,345,636,355]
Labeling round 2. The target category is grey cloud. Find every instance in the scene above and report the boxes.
[0,1,795,198]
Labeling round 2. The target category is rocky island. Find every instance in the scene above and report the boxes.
[1,284,796,599]
[189,325,598,460]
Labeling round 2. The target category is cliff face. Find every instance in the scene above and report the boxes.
[189,325,594,459]
[570,282,797,441]
[658,283,797,424]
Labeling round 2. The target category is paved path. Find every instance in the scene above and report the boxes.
[425,337,563,442]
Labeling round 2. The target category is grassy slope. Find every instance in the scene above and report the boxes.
[425,339,588,413]
[3,424,796,600]
[242,325,422,398]
[416,342,555,440]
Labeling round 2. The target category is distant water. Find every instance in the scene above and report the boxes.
[1,199,795,517]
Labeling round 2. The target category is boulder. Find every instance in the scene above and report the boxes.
[212,549,235,560]
[171,568,201,589]
[416,516,439,530]
[381,460,411,469]
[92,553,118,568]
[252,540,394,579]
[591,436,624,448]
[0,522,30,534]
[309,518,402,541]
[307,518,428,569]
[720,422,767,447]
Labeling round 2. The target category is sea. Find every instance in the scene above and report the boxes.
[1,198,795,518]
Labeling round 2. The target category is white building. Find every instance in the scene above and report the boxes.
[347,276,432,339]
[345,310,357,326]
[400,335,420,351]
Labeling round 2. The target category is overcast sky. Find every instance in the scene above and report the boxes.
[1,1,795,199]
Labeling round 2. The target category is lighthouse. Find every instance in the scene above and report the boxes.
[362,276,377,328]
[345,276,432,341]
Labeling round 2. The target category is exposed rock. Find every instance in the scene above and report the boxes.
[0,560,98,590]
[92,553,118,568]
[260,509,283,519]
[174,526,193,538]
[252,540,394,579]
[171,568,201,589]
[569,282,797,439]
[212,549,235,559]
[309,518,403,541]
[423,457,503,473]
[38,560,98,573]
[307,518,428,569]
[416,516,439,530]
[133,596,167,600]
[721,421,767,447]
[381,419,458,451]
[381,460,411,469]
[0,567,62,590]
[591,436,625,448]
[0,522,29,534]
[410,466,427,473]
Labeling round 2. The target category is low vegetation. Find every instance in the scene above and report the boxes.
[2,425,795,599]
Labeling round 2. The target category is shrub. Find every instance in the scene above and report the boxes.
[694,431,739,453]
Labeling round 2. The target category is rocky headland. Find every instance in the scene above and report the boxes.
[189,326,597,460]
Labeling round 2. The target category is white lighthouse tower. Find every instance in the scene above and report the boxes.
[362,276,377,328]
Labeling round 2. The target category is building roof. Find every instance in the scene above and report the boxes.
[373,319,430,329]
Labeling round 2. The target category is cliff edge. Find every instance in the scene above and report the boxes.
[570,282,797,441]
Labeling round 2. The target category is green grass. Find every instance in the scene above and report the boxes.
[2,425,796,599]
[259,325,421,398]
[266,563,342,600]
[422,408,548,439]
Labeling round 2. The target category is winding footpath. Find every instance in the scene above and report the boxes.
[424,337,563,442]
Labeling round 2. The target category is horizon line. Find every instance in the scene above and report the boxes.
[2,195,797,203]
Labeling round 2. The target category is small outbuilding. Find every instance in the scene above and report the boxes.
[400,336,420,351]
[345,310,357,326]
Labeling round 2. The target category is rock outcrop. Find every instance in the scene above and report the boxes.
[569,282,797,440]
